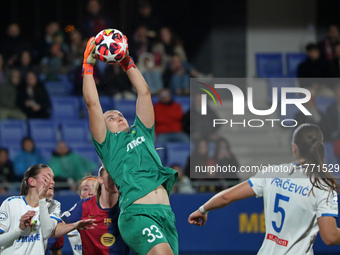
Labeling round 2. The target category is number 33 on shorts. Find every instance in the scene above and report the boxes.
[142,225,164,243]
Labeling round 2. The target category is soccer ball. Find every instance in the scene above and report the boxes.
[94,29,128,64]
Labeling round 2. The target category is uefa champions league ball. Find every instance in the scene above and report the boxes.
[94,29,128,64]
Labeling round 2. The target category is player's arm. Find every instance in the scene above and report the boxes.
[120,53,154,128]
[188,181,256,226]
[318,216,340,245]
[39,175,96,238]
[52,220,96,238]
[0,210,36,246]
[82,37,107,144]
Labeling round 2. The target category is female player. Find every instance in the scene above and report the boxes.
[189,124,340,254]
[64,175,97,255]
[61,166,130,255]
[82,36,178,255]
[0,164,93,254]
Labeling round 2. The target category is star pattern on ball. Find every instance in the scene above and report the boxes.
[117,39,128,54]
[102,35,114,49]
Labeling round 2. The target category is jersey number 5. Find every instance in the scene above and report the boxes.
[272,193,290,233]
[142,225,164,243]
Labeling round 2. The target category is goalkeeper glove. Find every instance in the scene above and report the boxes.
[82,37,97,76]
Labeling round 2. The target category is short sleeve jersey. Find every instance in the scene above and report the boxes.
[248,163,338,255]
[62,196,130,255]
[0,196,62,255]
[92,116,178,210]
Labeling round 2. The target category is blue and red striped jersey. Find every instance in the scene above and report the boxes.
[62,196,130,255]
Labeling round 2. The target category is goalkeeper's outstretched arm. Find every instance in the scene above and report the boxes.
[82,37,107,144]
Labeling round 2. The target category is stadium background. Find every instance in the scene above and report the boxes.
[1,0,340,254]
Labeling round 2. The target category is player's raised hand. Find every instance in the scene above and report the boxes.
[82,37,97,75]
[19,210,36,230]
[74,219,97,230]
[188,209,208,226]
[119,36,136,72]
[38,173,52,199]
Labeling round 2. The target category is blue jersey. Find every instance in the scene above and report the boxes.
[62,196,130,255]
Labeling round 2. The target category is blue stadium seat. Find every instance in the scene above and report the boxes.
[256,53,283,78]
[29,120,59,147]
[60,120,90,145]
[154,143,166,165]
[173,96,190,113]
[36,144,55,161]
[314,96,335,114]
[286,53,307,77]
[267,78,297,103]
[100,96,115,113]
[70,144,101,165]
[114,99,136,119]
[166,142,190,168]
[45,81,73,96]
[79,96,115,119]
[51,97,80,120]
[0,121,28,146]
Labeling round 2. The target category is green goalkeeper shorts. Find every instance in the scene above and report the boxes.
[118,204,178,255]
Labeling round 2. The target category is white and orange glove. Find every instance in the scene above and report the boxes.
[82,37,97,76]
[119,35,136,72]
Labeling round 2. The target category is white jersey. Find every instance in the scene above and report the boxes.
[67,229,82,255]
[61,210,82,255]
[249,163,338,255]
[0,196,61,255]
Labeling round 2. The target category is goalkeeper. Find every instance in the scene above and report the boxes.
[82,36,178,255]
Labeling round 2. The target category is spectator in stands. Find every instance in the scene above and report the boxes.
[0,53,5,85]
[298,43,331,79]
[40,33,68,81]
[152,26,187,72]
[1,23,30,67]
[318,25,340,60]
[154,88,189,145]
[213,138,240,182]
[129,25,152,63]
[16,50,38,79]
[17,70,51,118]
[100,62,134,99]
[297,43,332,94]
[294,96,324,128]
[134,0,160,39]
[183,93,220,142]
[329,43,340,77]
[38,21,62,62]
[171,164,195,194]
[49,141,98,182]
[185,139,221,192]
[0,148,16,193]
[138,52,163,94]
[14,137,46,179]
[185,139,210,176]
[0,68,26,120]
[66,29,84,72]
[163,54,191,95]
[78,0,115,38]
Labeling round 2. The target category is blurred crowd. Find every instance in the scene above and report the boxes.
[0,0,213,195]
[1,0,340,195]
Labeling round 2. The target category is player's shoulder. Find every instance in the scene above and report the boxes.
[46,198,61,207]
[71,196,93,211]
[4,195,25,204]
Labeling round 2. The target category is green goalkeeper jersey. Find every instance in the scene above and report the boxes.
[92,116,178,211]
